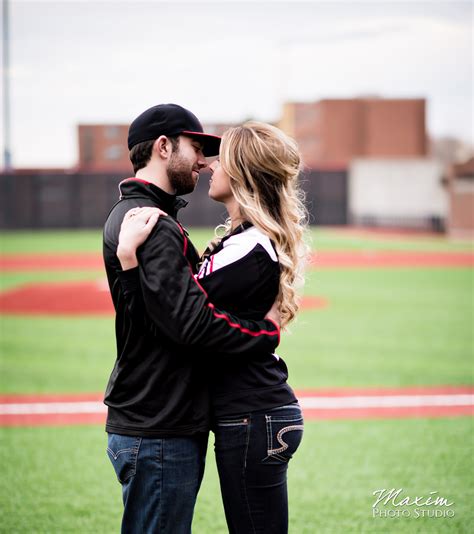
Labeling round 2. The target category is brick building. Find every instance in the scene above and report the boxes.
[76,99,427,172]
[278,98,427,168]
[77,124,130,172]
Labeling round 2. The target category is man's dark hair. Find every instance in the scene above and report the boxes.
[129,136,180,173]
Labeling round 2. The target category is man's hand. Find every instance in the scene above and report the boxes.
[265,299,281,328]
[117,207,167,270]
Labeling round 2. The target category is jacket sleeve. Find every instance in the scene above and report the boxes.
[117,218,280,353]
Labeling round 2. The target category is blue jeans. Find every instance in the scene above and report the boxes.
[107,433,208,534]
[214,403,304,534]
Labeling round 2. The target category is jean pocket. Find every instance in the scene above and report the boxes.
[263,406,304,464]
[215,416,250,427]
[106,434,142,484]
[214,416,250,454]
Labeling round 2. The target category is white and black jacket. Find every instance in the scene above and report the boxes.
[195,222,296,418]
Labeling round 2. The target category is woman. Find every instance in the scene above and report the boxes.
[117,122,308,533]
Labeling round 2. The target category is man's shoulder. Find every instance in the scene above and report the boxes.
[141,216,188,254]
[153,215,184,236]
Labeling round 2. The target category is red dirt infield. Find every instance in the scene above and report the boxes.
[2,247,471,315]
[0,280,113,316]
[1,250,473,272]
[1,386,472,426]
[0,280,328,315]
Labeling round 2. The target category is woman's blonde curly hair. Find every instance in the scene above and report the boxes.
[215,121,309,329]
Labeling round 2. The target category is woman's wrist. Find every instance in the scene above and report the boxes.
[117,244,139,270]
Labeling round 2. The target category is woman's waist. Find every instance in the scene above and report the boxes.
[209,355,289,391]
[210,382,297,419]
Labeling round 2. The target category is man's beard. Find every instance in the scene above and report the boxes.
[167,151,198,195]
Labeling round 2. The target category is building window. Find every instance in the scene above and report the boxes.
[105,126,120,139]
[104,145,123,160]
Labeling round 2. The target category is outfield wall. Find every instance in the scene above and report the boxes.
[0,169,348,229]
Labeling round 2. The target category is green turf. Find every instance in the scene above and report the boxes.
[0,230,104,254]
[282,268,474,388]
[0,317,115,393]
[1,227,472,254]
[311,229,473,253]
[1,418,472,533]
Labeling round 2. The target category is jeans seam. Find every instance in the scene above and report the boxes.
[132,438,142,478]
[242,417,257,534]
[265,415,273,454]
[157,439,163,532]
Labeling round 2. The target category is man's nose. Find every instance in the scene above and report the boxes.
[197,152,207,168]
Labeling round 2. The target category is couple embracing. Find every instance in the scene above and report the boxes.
[103,103,308,534]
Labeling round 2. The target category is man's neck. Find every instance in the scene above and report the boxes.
[135,165,175,195]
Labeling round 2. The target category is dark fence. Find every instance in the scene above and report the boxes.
[0,169,347,229]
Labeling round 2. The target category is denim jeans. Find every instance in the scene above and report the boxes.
[214,403,304,534]
[107,432,208,534]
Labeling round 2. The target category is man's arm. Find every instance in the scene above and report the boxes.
[117,217,280,353]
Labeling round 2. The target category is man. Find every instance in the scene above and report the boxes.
[102,104,280,534]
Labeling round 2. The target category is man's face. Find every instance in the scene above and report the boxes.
[167,136,207,195]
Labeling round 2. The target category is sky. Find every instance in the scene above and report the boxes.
[1,0,473,168]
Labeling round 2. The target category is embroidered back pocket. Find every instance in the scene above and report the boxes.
[263,406,304,464]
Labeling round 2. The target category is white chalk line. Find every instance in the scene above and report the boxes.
[299,394,474,409]
[0,402,107,415]
[1,395,473,415]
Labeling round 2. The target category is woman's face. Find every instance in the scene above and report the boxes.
[208,159,233,203]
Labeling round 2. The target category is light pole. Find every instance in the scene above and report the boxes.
[2,0,12,170]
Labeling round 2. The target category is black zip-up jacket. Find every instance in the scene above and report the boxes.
[102,178,280,437]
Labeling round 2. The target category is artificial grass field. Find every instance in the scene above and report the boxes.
[0,228,473,533]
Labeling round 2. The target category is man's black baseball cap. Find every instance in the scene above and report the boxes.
[127,103,221,156]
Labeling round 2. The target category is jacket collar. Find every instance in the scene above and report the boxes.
[118,178,188,217]
[202,221,253,259]
[221,221,253,243]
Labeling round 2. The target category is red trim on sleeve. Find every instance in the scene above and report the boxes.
[209,255,215,274]
[264,318,281,345]
[207,303,280,338]
[175,221,277,339]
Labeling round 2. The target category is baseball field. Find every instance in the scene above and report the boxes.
[0,227,473,533]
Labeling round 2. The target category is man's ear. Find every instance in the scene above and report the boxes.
[154,136,171,160]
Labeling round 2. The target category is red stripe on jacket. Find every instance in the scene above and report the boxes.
[175,222,279,339]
